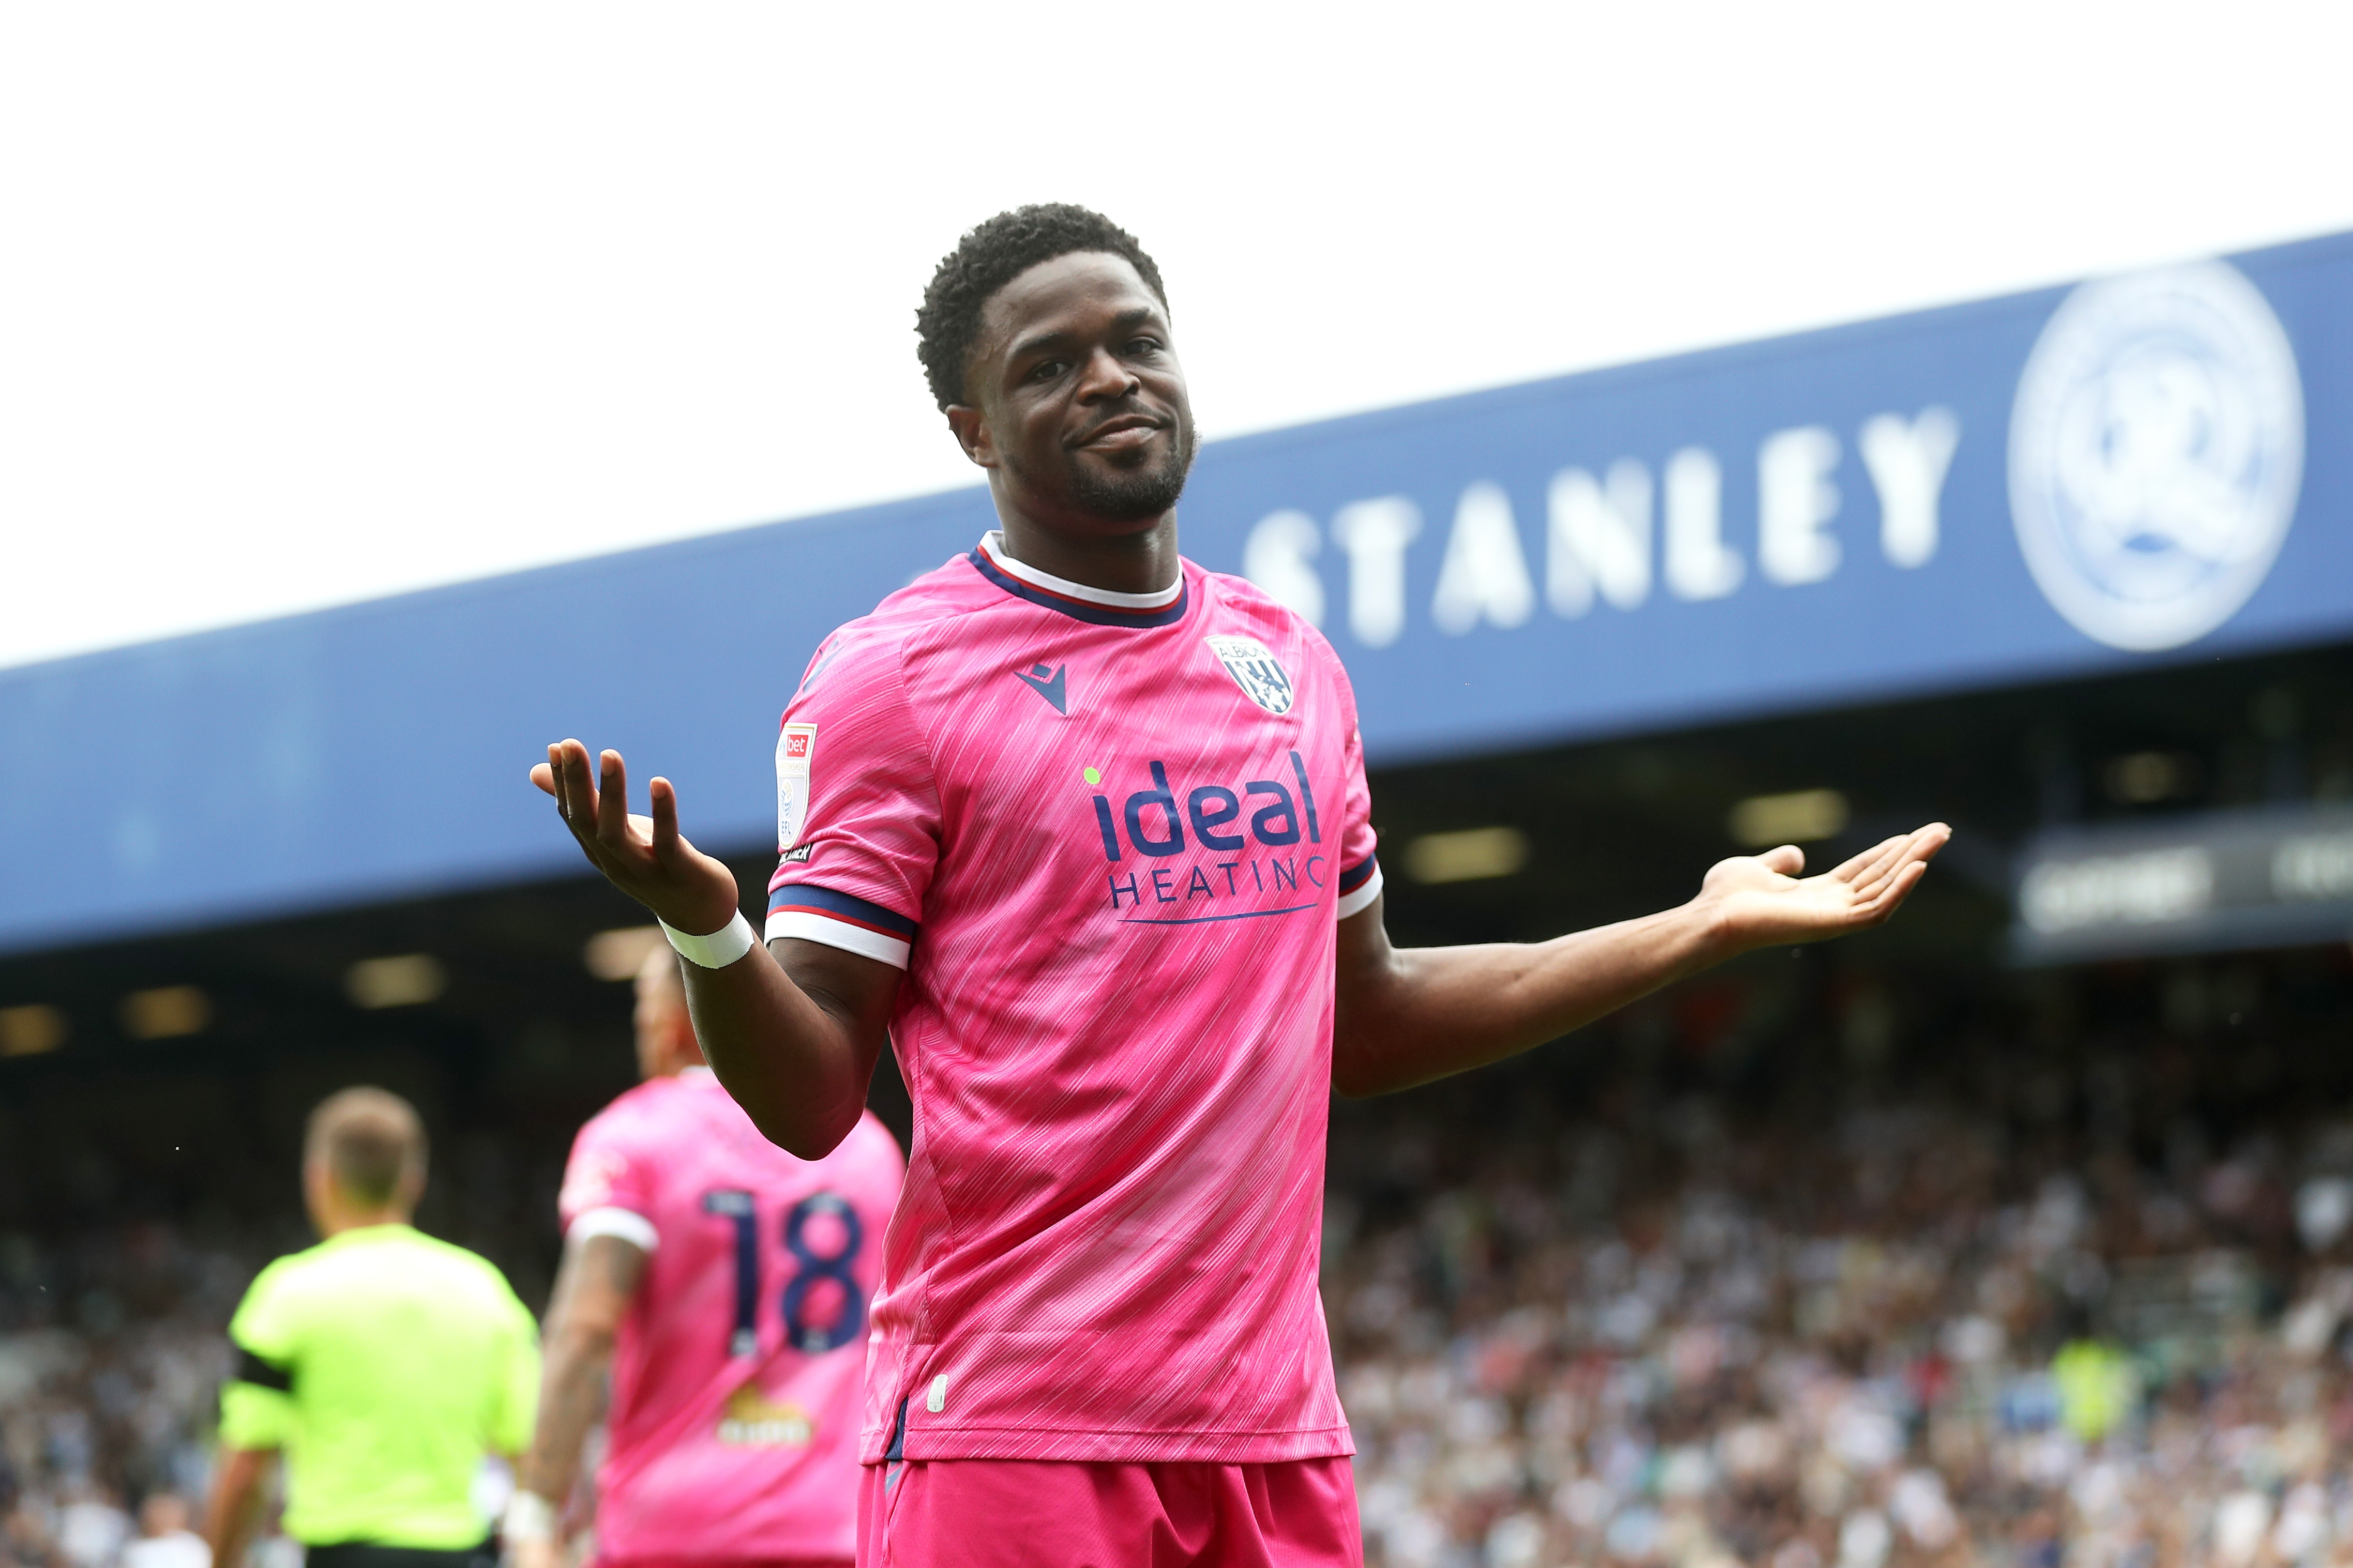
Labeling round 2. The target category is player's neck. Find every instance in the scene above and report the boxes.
[994,514,1179,599]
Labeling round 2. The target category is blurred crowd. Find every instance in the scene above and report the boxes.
[1325,954,2353,1568]
[6,951,2353,1568]
[1,1224,246,1568]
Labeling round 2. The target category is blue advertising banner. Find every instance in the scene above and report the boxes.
[6,231,2350,953]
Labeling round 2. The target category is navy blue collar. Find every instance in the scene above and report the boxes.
[966,542,1191,629]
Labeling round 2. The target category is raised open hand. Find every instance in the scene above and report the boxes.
[1699,823,1951,953]
[530,739,741,935]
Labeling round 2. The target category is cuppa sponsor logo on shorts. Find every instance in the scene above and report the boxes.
[1088,752,1332,917]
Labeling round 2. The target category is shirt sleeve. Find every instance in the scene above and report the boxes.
[763,629,942,968]
[219,1260,298,1450]
[1324,642,1382,920]
[556,1114,658,1251]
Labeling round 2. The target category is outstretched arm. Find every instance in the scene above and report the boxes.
[531,740,899,1156]
[1332,826,1948,1097]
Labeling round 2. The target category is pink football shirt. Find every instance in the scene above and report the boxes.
[763,532,1381,1465]
[557,1070,903,1561]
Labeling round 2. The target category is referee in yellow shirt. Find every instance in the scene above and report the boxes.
[205,1088,539,1568]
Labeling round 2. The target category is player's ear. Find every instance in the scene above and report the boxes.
[944,404,997,470]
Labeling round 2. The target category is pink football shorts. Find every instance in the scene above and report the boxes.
[857,1456,1362,1567]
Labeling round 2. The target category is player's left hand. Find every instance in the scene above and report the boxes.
[1698,823,1950,953]
[504,1536,563,1568]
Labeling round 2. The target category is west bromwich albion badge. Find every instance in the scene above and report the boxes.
[776,722,816,851]
[1204,634,1296,716]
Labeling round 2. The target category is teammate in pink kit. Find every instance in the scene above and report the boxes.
[532,205,1948,1565]
[505,945,900,1568]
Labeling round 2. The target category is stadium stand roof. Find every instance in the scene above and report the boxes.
[8,231,2352,955]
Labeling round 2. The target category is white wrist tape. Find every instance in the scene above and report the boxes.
[502,1491,558,1544]
[660,908,758,968]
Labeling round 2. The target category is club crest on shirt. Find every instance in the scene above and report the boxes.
[1204,634,1295,716]
[776,723,816,851]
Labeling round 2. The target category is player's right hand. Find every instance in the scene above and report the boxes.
[504,1536,563,1568]
[531,739,742,935]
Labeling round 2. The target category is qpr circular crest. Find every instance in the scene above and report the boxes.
[2009,260,2303,652]
[1204,633,1296,716]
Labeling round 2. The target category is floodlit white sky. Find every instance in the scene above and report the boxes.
[5,2,2350,672]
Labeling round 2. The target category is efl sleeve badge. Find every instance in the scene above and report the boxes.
[776,722,817,851]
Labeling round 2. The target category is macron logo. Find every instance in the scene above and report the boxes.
[1013,661,1069,715]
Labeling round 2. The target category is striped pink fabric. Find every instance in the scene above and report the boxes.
[557,1074,903,1558]
[766,535,1380,1464]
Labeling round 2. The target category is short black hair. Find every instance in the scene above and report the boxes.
[916,204,1169,411]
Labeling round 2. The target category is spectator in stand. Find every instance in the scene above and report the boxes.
[54,1485,127,1568]
[120,1497,206,1568]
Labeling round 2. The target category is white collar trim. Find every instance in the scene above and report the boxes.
[978,531,1183,609]
[680,1065,717,1083]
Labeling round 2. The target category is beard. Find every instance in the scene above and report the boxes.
[1059,419,1198,524]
